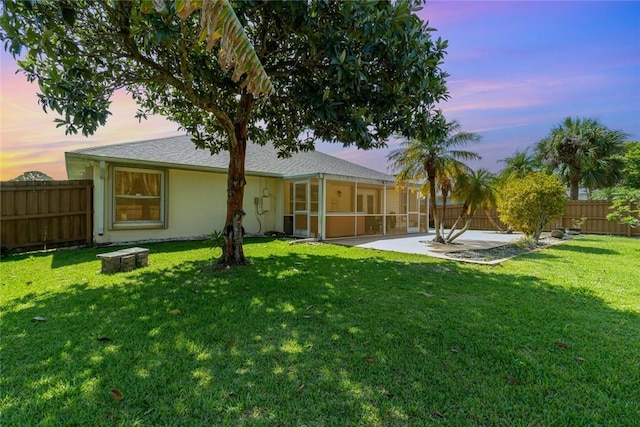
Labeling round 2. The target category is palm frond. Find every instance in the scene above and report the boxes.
[147,0,274,98]
[535,116,628,195]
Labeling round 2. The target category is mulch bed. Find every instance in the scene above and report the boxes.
[445,237,567,263]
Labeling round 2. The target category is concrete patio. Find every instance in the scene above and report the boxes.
[328,230,526,260]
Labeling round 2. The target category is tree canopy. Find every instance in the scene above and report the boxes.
[535,117,627,199]
[621,142,640,189]
[11,171,54,181]
[146,0,274,98]
[605,188,640,229]
[1,0,449,265]
[497,148,539,183]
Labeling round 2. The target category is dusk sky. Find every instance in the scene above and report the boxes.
[1,1,639,180]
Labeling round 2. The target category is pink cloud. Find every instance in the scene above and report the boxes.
[1,69,180,180]
[419,1,573,29]
[437,72,612,134]
[419,1,500,27]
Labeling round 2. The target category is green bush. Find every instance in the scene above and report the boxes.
[497,173,567,241]
[208,230,225,253]
[606,188,640,228]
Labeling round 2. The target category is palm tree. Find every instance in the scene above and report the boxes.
[445,169,499,243]
[580,156,625,197]
[388,113,481,243]
[535,117,627,199]
[427,161,467,237]
[497,148,539,182]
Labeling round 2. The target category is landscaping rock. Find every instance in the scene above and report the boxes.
[446,237,562,263]
[551,229,565,239]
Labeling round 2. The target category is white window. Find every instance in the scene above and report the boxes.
[111,167,167,229]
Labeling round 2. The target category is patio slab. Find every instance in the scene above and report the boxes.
[328,230,525,259]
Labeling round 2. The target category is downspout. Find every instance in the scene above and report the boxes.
[354,182,358,236]
[320,174,326,240]
[97,161,105,236]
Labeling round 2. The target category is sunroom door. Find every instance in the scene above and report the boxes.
[407,191,421,233]
[293,181,309,237]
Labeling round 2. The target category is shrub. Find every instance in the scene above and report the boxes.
[606,188,640,228]
[497,173,567,241]
[208,230,225,253]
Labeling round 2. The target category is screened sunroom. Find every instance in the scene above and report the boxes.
[283,175,428,239]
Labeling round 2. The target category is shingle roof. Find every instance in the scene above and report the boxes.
[67,135,395,182]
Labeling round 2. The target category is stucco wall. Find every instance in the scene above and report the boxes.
[92,166,280,244]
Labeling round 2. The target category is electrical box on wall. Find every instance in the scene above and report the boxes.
[262,196,271,212]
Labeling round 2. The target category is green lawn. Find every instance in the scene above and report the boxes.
[1,236,639,426]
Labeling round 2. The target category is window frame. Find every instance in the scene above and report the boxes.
[109,166,168,230]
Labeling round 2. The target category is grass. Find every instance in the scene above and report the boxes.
[1,235,639,426]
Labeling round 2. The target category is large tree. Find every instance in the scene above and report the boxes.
[388,113,480,243]
[1,0,449,266]
[535,117,627,200]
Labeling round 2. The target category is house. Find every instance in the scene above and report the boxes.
[65,135,429,244]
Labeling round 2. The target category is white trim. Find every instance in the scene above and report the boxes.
[97,161,105,236]
[109,166,168,230]
[293,180,310,237]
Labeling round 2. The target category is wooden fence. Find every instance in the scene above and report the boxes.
[435,200,639,237]
[1,180,93,252]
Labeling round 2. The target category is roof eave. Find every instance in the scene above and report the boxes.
[64,152,283,178]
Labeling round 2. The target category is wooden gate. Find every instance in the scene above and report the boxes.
[1,180,93,252]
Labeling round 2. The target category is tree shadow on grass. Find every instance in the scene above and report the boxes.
[1,245,104,268]
[1,238,215,269]
[548,241,620,256]
[2,240,639,426]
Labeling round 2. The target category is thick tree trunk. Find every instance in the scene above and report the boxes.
[216,94,256,267]
[220,124,248,266]
[569,173,580,200]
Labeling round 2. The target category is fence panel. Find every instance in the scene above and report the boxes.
[550,200,638,237]
[432,200,638,237]
[1,180,93,252]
